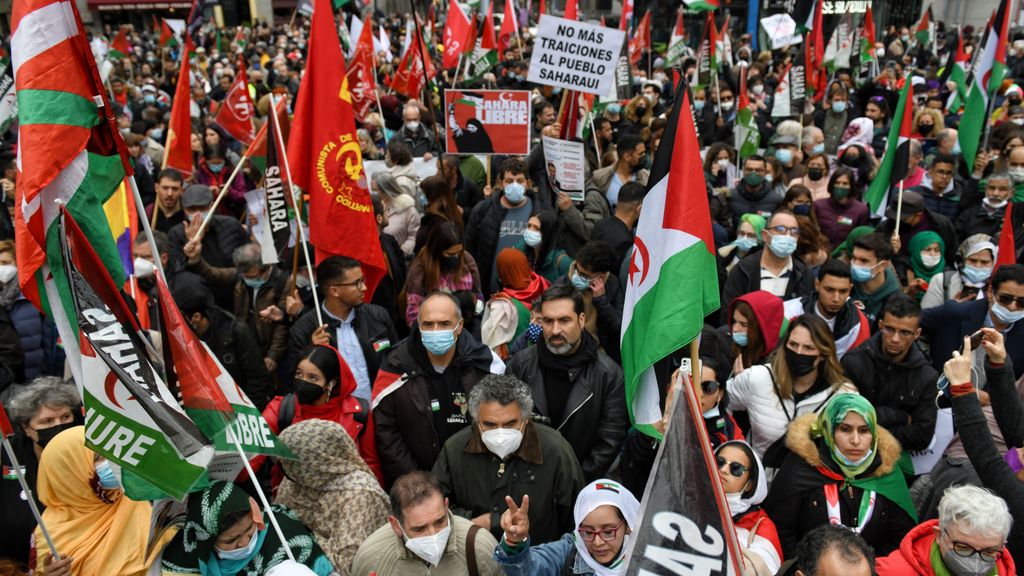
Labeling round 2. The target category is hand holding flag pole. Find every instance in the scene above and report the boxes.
[189,155,251,243]
[0,401,60,561]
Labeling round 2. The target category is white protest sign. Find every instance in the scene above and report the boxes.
[911,408,955,475]
[542,136,586,202]
[761,14,802,49]
[528,15,626,96]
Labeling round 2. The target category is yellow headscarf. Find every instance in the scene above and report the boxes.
[33,427,153,576]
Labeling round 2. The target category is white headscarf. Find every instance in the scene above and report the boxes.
[715,440,768,517]
[572,479,641,576]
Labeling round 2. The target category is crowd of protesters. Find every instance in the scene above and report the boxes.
[2,3,1024,576]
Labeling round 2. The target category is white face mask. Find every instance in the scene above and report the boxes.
[215,528,260,560]
[405,120,420,132]
[481,426,523,459]
[717,158,730,169]
[984,196,1009,210]
[921,253,942,267]
[403,519,451,566]
[0,264,16,284]
[133,257,156,279]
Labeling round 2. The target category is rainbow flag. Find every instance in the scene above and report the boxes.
[103,180,137,278]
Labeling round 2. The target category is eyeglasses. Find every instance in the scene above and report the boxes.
[716,456,749,478]
[578,519,625,542]
[943,529,1004,562]
[996,293,1024,309]
[701,380,720,394]
[768,225,801,237]
[879,323,917,340]
[331,279,367,289]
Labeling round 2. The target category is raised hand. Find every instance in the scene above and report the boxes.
[500,494,530,545]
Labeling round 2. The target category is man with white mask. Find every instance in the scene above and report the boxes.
[433,374,585,544]
[351,471,503,575]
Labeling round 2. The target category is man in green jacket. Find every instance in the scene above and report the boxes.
[432,374,585,545]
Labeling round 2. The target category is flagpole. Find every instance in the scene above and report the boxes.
[1,435,59,560]
[129,175,168,281]
[409,1,443,152]
[232,437,297,563]
[591,115,601,162]
[270,94,324,328]
[894,179,905,237]
[190,155,250,242]
[371,54,390,144]
[451,54,463,89]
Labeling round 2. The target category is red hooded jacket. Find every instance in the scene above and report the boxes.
[876,519,1016,576]
[729,290,787,362]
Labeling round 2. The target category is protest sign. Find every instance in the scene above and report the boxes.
[528,15,626,96]
[623,373,743,575]
[761,14,802,49]
[444,90,532,155]
[542,136,586,202]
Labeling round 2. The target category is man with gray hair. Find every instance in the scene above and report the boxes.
[877,485,1014,575]
[189,242,294,374]
[2,377,80,564]
[400,102,437,159]
[432,374,584,545]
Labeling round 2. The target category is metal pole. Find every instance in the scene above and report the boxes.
[232,437,296,562]
[1,437,59,560]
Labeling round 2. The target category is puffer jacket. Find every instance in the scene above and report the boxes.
[876,519,1017,576]
[841,333,939,452]
[727,364,856,457]
[10,297,62,382]
[383,193,421,256]
[507,342,628,480]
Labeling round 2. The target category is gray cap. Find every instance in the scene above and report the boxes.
[885,190,925,220]
[771,134,798,146]
[181,184,214,208]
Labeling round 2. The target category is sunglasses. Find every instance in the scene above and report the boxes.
[996,293,1024,308]
[716,456,749,478]
[701,380,720,394]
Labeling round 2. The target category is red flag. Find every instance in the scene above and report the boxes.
[539,0,546,18]
[443,0,473,69]
[997,204,1016,270]
[288,0,386,296]
[0,400,13,438]
[810,0,825,101]
[738,64,749,110]
[164,35,194,176]
[159,19,176,47]
[109,26,130,59]
[391,34,428,98]
[619,0,633,31]
[863,4,876,46]
[499,0,519,55]
[348,16,379,121]
[564,0,577,20]
[629,11,650,65]
[213,59,255,145]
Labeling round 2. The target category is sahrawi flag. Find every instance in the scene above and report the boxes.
[666,10,687,67]
[945,30,969,112]
[467,3,498,84]
[959,0,1010,167]
[865,75,914,218]
[736,66,760,161]
[915,5,934,46]
[622,83,720,438]
[60,207,214,500]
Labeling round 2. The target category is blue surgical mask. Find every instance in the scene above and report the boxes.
[952,141,962,155]
[607,104,622,114]
[832,101,847,113]
[735,236,758,252]
[768,234,797,258]
[793,204,811,216]
[215,528,262,561]
[991,301,1024,324]
[812,143,826,155]
[150,128,164,140]
[243,275,267,289]
[694,100,706,111]
[144,94,156,104]
[962,265,993,285]
[208,161,225,173]
[835,447,874,468]
[851,264,875,283]
[95,460,120,490]
[570,271,591,291]
[503,182,526,204]
[421,325,459,355]
[732,331,748,346]
[776,148,794,165]
[523,229,542,247]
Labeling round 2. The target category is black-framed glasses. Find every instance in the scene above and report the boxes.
[768,225,801,237]
[879,323,917,340]
[578,519,625,542]
[331,279,366,289]
[716,456,749,478]
[701,380,720,394]
[996,293,1024,309]
[943,529,1004,562]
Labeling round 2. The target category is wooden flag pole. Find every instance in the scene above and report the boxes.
[189,156,249,242]
[894,179,905,238]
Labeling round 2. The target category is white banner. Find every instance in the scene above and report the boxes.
[528,15,625,96]
[542,135,586,202]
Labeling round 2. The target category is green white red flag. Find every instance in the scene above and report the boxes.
[621,83,720,439]
[736,66,760,162]
[865,76,914,217]
[109,26,129,60]
[666,10,687,66]
[959,0,1010,167]
[467,4,498,85]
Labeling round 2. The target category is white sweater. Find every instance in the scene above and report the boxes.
[728,364,856,457]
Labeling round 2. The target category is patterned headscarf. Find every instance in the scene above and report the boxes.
[182,481,264,562]
[812,394,879,478]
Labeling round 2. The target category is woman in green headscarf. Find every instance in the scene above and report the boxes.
[762,394,917,558]
[719,213,767,274]
[160,481,335,576]
[830,225,875,261]
[904,231,947,300]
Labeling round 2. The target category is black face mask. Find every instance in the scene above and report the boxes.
[785,348,819,377]
[841,155,861,167]
[294,379,327,405]
[635,106,648,116]
[918,123,934,136]
[441,255,460,270]
[807,167,825,181]
[34,422,77,448]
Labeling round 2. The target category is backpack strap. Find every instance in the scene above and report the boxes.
[278,394,297,432]
[466,524,481,576]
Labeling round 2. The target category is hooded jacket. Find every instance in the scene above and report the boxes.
[728,291,786,359]
[762,413,916,557]
[727,183,783,228]
[722,250,815,324]
[784,294,870,359]
[383,192,422,256]
[852,268,904,327]
[371,328,505,486]
[876,519,1017,576]
[718,441,782,576]
[841,333,939,452]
